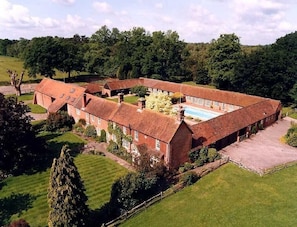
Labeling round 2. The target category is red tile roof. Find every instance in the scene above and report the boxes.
[104,79,142,90]
[110,102,188,143]
[34,78,86,112]
[103,78,266,107]
[74,94,118,121]
[82,83,103,94]
[191,99,281,145]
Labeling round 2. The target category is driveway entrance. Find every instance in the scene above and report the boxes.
[220,117,297,175]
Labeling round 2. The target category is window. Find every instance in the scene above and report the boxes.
[86,113,89,124]
[123,139,129,148]
[156,139,160,150]
[76,108,80,115]
[97,117,101,124]
[123,126,127,135]
[134,131,138,141]
[91,115,95,122]
[96,127,101,135]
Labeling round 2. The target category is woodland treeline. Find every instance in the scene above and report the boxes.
[1,26,297,104]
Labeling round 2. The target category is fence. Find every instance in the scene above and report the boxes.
[101,158,228,227]
[101,187,181,227]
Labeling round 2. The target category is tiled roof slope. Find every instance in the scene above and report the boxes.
[104,79,142,90]
[35,78,86,112]
[110,102,185,143]
[35,78,85,99]
[74,94,118,120]
[103,78,266,107]
[82,83,103,94]
[141,78,265,107]
[191,99,281,145]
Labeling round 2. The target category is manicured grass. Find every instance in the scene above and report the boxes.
[27,103,47,113]
[0,132,128,226]
[123,163,297,227]
[182,81,216,89]
[107,95,139,104]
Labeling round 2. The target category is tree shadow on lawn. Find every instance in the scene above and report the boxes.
[88,202,113,226]
[28,134,85,174]
[0,193,36,226]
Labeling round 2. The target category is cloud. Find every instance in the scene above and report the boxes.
[93,1,112,13]
[155,3,163,9]
[51,0,75,5]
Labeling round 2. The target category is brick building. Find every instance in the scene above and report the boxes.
[34,78,282,169]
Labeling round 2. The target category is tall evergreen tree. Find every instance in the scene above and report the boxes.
[48,145,89,227]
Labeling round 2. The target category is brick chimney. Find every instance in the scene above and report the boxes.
[138,97,146,110]
[82,93,87,109]
[118,92,124,103]
[177,105,185,122]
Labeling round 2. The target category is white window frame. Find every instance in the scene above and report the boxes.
[123,126,127,135]
[134,130,138,141]
[97,117,101,124]
[156,139,160,151]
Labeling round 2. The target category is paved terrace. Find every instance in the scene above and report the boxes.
[221,117,297,175]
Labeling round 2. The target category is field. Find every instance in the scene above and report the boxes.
[0,132,128,226]
[123,163,297,227]
[0,56,68,85]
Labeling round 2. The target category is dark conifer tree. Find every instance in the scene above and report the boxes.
[48,145,89,227]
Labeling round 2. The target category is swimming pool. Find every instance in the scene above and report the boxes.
[184,106,221,121]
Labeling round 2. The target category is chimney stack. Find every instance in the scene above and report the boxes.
[138,97,146,110]
[177,105,185,122]
[118,92,124,104]
[82,93,87,109]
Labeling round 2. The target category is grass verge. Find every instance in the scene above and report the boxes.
[107,95,139,104]
[123,163,297,227]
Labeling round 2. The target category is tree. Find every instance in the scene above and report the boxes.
[56,37,85,78]
[0,93,39,174]
[130,85,148,97]
[48,145,89,227]
[109,172,158,216]
[208,33,242,90]
[23,36,62,78]
[146,92,174,115]
[7,70,24,96]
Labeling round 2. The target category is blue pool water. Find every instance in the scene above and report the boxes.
[184,106,221,120]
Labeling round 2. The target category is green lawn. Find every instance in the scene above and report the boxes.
[0,132,128,226]
[123,163,297,227]
[27,103,47,113]
[107,95,139,104]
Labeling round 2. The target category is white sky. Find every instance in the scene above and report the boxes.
[0,0,296,45]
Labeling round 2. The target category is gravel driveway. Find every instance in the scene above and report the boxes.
[220,117,297,175]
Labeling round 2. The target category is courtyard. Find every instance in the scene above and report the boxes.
[221,117,297,175]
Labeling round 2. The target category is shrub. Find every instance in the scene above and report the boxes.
[194,159,204,167]
[84,125,97,138]
[183,162,193,171]
[74,123,85,134]
[287,133,297,147]
[251,125,258,134]
[207,148,219,162]
[45,111,74,132]
[99,129,107,142]
[107,140,118,153]
[78,118,86,126]
[180,172,199,186]
[178,166,185,174]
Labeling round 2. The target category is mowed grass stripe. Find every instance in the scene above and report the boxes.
[0,153,129,226]
[74,154,128,210]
